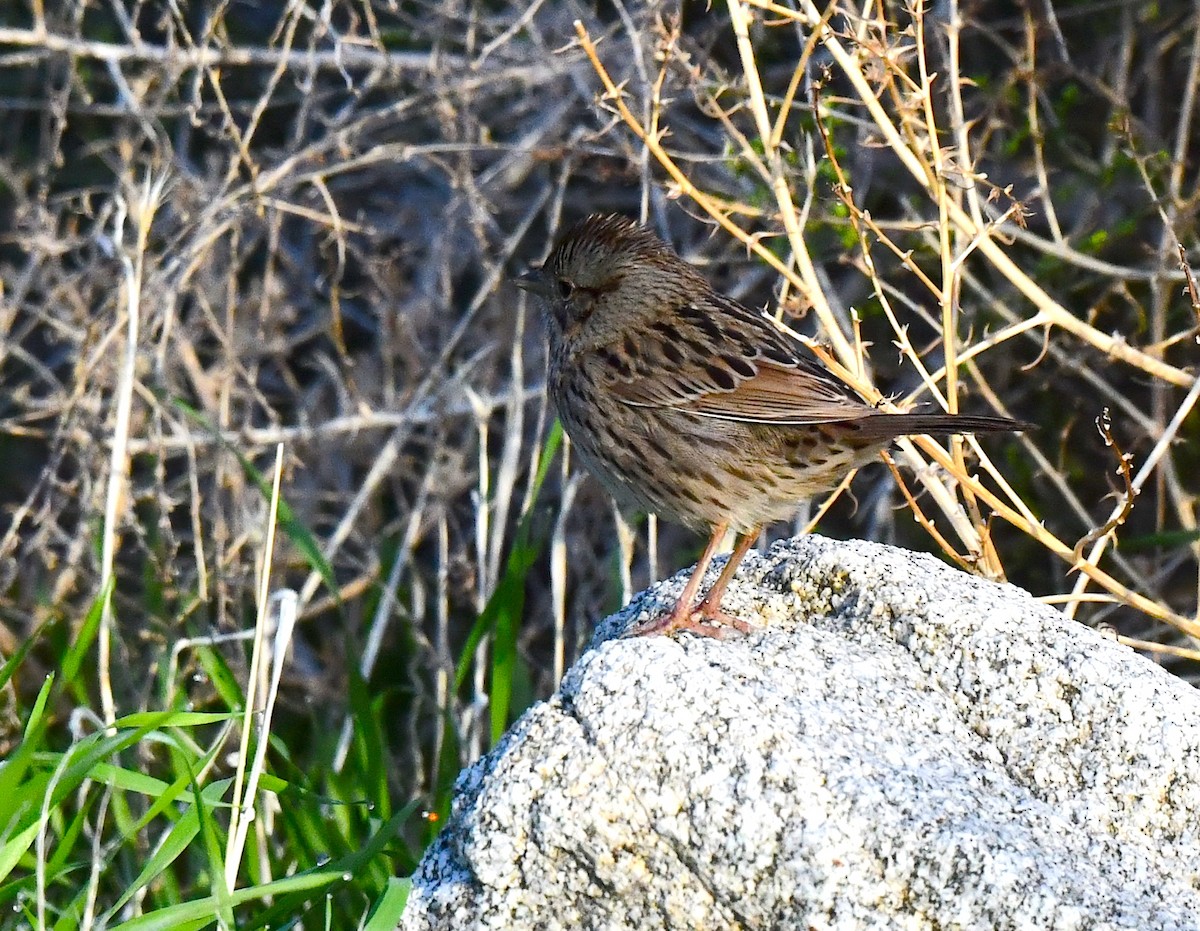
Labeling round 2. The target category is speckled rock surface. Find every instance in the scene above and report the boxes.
[400,535,1200,930]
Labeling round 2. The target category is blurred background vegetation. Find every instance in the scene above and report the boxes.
[1,0,1199,926]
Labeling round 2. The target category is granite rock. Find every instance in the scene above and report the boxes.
[401,535,1200,930]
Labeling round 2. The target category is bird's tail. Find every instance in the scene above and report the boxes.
[854,412,1031,441]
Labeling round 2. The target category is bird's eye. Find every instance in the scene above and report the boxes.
[556,279,576,300]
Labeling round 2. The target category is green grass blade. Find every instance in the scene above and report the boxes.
[0,673,55,831]
[0,820,41,888]
[363,877,411,931]
[110,869,347,930]
[244,801,418,931]
[189,764,235,929]
[60,579,112,691]
[0,616,50,693]
[454,420,562,694]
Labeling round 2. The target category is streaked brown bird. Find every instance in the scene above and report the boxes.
[518,214,1026,638]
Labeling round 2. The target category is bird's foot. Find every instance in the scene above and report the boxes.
[627,602,756,640]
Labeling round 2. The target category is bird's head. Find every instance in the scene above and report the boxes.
[517,214,700,353]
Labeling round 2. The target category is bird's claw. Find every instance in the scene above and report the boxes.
[626,604,756,640]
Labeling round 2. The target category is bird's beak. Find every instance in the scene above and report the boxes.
[514,267,551,297]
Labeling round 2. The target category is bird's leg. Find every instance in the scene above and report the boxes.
[690,528,760,632]
[628,521,728,638]
[630,523,763,638]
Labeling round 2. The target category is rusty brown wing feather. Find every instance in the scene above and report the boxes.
[599,290,1029,437]
[601,291,875,425]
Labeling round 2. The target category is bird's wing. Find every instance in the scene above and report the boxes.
[600,293,874,425]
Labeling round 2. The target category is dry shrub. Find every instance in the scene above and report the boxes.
[1,0,1198,792]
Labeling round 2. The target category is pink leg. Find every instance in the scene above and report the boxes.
[692,528,760,631]
[630,523,762,639]
[629,522,727,638]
